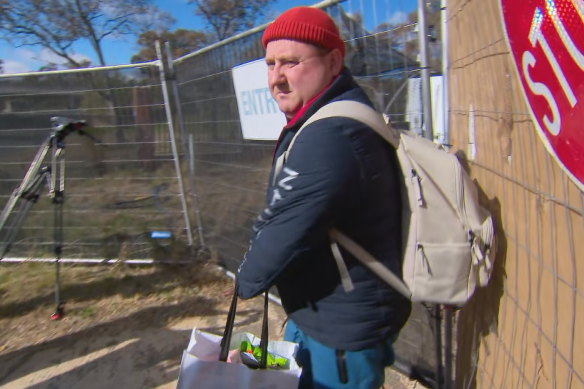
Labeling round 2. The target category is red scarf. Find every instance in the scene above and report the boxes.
[271,77,338,161]
[285,78,335,128]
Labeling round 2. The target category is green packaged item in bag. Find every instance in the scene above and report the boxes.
[240,340,289,369]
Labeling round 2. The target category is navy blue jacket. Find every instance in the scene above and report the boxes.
[237,69,411,350]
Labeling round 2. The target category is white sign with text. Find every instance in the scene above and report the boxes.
[232,59,286,140]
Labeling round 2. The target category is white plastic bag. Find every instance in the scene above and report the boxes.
[176,328,301,389]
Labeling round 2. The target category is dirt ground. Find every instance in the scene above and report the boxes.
[0,260,419,389]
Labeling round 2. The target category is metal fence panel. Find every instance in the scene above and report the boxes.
[0,64,192,260]
[0,0,444,386]
[3,2,582,389]
[173,1,441,385]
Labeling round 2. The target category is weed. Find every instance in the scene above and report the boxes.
[77,306,96,319]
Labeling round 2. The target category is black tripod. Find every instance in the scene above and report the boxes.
[0,117,95,320]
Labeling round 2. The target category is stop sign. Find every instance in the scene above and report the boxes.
[500,0,583,190]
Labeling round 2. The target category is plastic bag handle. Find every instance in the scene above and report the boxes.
[219,282,269,369]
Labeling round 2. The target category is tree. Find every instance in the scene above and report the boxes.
[188,0,275,42]
[0,0,174,68]
[39,59,94,72]
[131,29,210,63]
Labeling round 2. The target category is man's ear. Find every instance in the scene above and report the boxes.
[329,48,344,76]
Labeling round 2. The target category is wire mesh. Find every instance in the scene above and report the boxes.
[447,1,583,389]
[1,1,582,388]
[170,0,442,386]
[0,63,193,260]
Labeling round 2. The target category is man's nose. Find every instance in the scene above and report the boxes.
[270,63,286,84]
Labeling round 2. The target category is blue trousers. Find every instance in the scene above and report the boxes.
[284,320,396,389]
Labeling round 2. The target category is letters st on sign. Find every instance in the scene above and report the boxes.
[500,0,583,190]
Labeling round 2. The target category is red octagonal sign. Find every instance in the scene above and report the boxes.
[500,0,583,190]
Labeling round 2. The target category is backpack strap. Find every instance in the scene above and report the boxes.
[309,101,400,148]
[272,100,411,299]
[274,100,399,183]
[330,229,411,299]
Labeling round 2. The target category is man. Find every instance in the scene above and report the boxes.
[237,6,411,389]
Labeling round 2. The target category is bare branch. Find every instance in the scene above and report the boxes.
[0,0,174,69]
[188,0,275,42]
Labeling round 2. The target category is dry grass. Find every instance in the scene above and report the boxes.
[0,258,417,389]
[0,258,232,354]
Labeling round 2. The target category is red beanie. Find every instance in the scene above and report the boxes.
[262,7,345,57]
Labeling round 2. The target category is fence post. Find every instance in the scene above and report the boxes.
[441,0,450,145]
[163,42,207,250]
[187,133,206,248]
[418,0,434,141]
[155,40,194,248]
[444,306,454,389]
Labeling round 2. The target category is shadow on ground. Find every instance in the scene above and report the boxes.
[0,293,270,389]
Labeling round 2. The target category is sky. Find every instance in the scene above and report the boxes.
[0,0,415,74]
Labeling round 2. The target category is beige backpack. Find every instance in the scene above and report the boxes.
[281,100,496,306]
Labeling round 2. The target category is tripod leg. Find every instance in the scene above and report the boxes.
[0,137,51,227]
[1,169,50,259]
[51,261,64,320]
[50,144,66,320]
[50,196,64,320]
[1,200,34,259]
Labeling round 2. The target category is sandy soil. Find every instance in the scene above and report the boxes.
[0,299,286,388]
[0,262,419,389]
